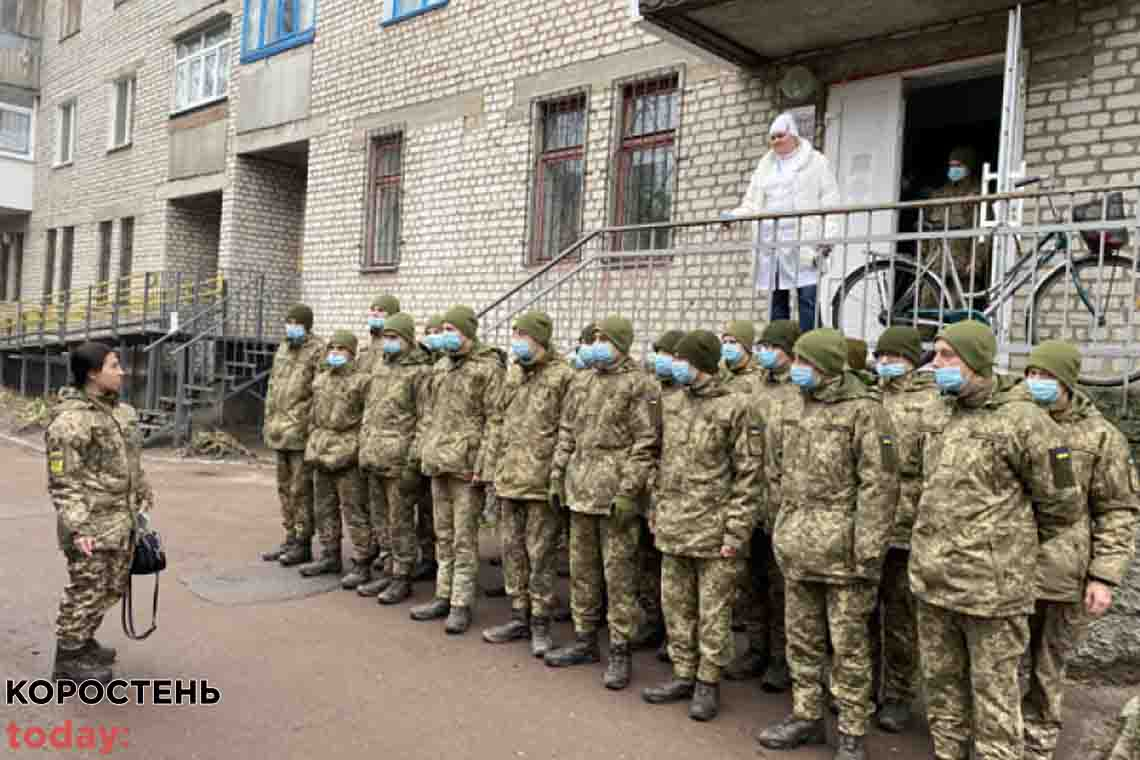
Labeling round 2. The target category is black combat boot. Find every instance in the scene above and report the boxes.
[761,654,792,693]
[877,699,912,733]
[356,573,393,597]
[410,597,450,621]
[603,643,632,690]
[754,715,827,750]
[444,605,472,635]
[411,558,438,583]
[689,681,720,722]
[299,546,342,577]
[629,614,666,651]
[340,558,373,590]
[724,645,767,681]
[261,538,291,562]
[530,616,553,658]
[544,631,601,668]
[83,638,117,666]
[835,732,866,760]
[53,641,112,684]
[378,576,412,605]
[279,540,313,567]
[642,677,695,704]
[482,608,530,644]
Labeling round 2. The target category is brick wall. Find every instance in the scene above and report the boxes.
[166,195,222,277]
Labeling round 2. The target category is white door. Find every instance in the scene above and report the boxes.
[821,74,905,337]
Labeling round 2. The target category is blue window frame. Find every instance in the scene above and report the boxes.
[242,0,316,62]
[382,0,448,27]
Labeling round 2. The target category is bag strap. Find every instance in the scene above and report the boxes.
[121,572,159,641]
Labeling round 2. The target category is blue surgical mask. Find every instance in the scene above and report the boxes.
[368,317,385,331]
[592,342,615,366]
[876,363,907,379]
[948,166,968,183]
[722,343,745,367]
[1027,378,1060,405]
[511,339,534,364]
[286,325,306,342]
[383,338,403,355]
[671,360,695,386]
[935,366,965,394]
[790,365,816,389]
[654,354,674,380]
[577,344,595,368]
[440,332,462,353]
[758,349,779,369]
[327,353,348,368]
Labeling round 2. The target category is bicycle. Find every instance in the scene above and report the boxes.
[829,177,1140,386]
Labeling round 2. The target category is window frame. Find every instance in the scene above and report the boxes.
[60,0,81,40]
[173,24,230,115]
[241,0,317,63]
[529,93,588,267]
[362,132,404,272]
[0,102,34,161]
[381,0,448,27]
[58,226,75,296]
[97,220,113,303]
[108,76,136,151]
[54,99,77,168]
[43,229,56,297]
[119,216,135,298]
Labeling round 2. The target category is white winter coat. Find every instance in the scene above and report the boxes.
[728,140,842,290]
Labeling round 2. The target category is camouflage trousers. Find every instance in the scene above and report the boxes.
[741,527,787,659]
[346,471,388,565]
[569,511,639,643]
[637,516,663,622]
[662,554,742,683]
[917,600,1029,760]
[1023,600,1091,760]
[871,548,918,702]
[313,466,361,551]
[432,476,483,608]
[275,450,314,541]
[364,469,424,576]
[786,580,877,736]
[56,548,132,645]
[499,499,562,617]
[417,476,435,562]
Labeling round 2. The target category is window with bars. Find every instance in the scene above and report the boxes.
[242,0,316,62]
[44,229,56,297]
[109,76,135,150]
[613,74,680,252]
[120,217,134,281]
[60,0,80,38]
[174,25,229,113]
[98,220,113,303]
[0,103,32,158]
[59,226,75,295]
[530,95,586,265]
[364,135,402,270]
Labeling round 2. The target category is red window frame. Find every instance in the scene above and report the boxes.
[530,95,587,266]
[364,134,403,270]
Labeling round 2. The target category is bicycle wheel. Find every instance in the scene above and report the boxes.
[830,260,953,345]
[1028,254,1140,386]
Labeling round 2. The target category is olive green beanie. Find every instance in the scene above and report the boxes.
[383,312,416,345]
[370,294,401,315]
[653,329,685,354]
[287,304,314,331]
[598,315,633,355]
[875,326,923,366]
[514,310,554,349]
[443,305,478,340]
[723,320,756,349]
[846,338,869,372]
[1027,340,1081,392]
[937,320,996,378]
[761,320,802,355]
[675,330,722,376]
[579,322,597,344]
[427,313,445,331]
[330,329,359,355]
[794,328,847,377]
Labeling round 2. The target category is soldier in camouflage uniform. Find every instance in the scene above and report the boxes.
[756,328,899,760]
[480,311,575,656]
[545,315,660,691]
[300,331,370,577]
[357,313,434,605]
[909,321,1083,760]
[343,294,402,591]
[867,326,945,733]
[641,330,766,721]
[923,146,992,304]
[411,305,505,634]
[726,319,801,691]
[263,304,325,567]
[48,342,155,683]
[846,338,877,387]
[411,312,446,583]
[1020,341,1140,760]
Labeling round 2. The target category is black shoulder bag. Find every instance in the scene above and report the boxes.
[122,512,166,640]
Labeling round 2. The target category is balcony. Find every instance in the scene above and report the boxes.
[0,154,32,214]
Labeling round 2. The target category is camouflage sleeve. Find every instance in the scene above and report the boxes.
[473,362,506,481]
[409,365,433,467]
[852,401,900,572]
[1013,405,1084,545]
[480,370,511,481]
[618,376,660,499]
[724,401,766,551]
[46,424,95,536]
[1087,423,1140,586]
[550,379,581,484]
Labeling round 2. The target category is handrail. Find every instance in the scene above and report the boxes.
[143,295,230,354]
[476,229,606,319]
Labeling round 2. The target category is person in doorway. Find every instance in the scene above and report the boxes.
[924,146,992,301]
[1021,340,1140,760]
[725,112,841,334]
[48,342,154,683]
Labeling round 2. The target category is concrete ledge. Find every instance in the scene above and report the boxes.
[351,89,485,150]
[235,114,328,156]
[168,0,236,41]
[157,172,227,201]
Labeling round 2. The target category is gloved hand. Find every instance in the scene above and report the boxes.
[548,480,565,511]
[611,495,638,529]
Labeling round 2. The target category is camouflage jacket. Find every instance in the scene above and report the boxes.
[720,360,766,397]
[552,356,660,514]
[359,347,434,477]
[909,380,1084,618]
[1035,389,1140,601]
[420,342,505,479]
[773,372,900,585]
[758,365,803,532]
[46,387,154,553]
[356,337,385,377]
[485,354,576,501]
[264,333,325,451]
[304,361,369,471]
[879,371,946,549]
[653,375,766,558]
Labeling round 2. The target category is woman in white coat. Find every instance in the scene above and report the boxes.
[725,113,841,333]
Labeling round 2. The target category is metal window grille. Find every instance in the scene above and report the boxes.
[614,74,679,252]
[365,135,402,269]
[531,94,586,265]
